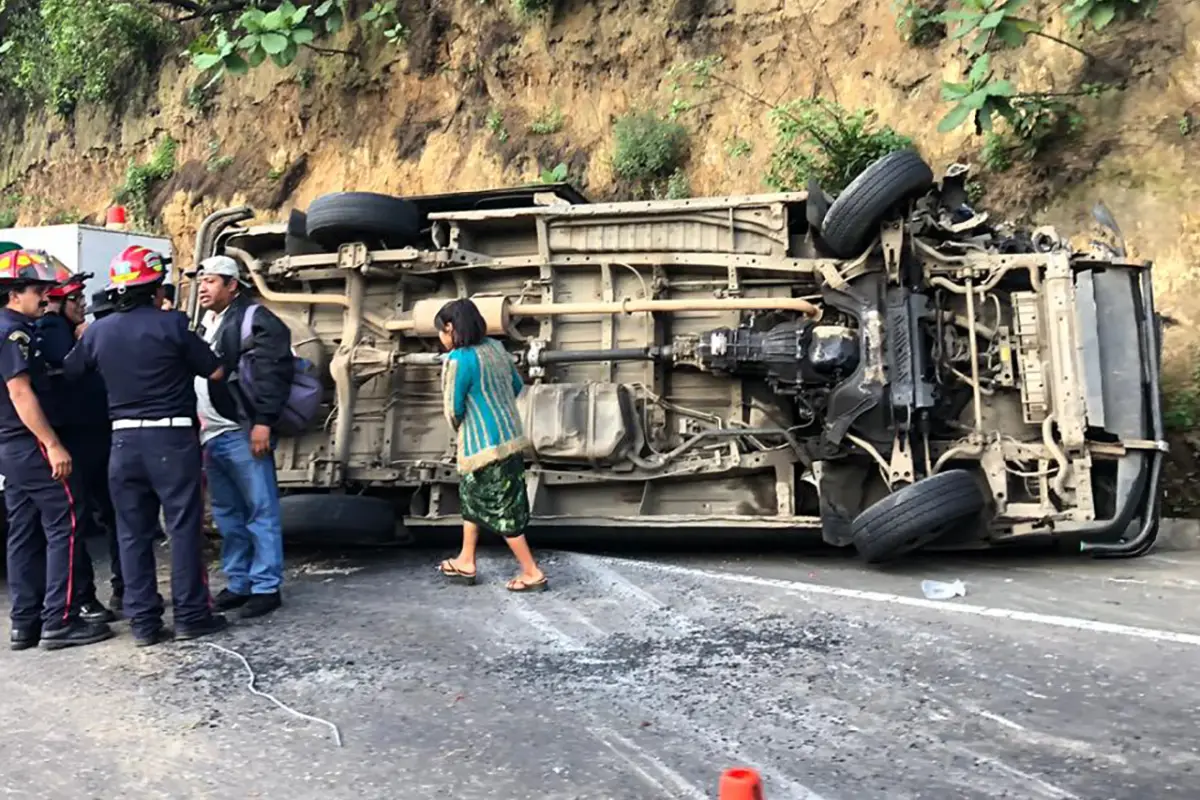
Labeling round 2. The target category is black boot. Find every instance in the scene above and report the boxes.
[134,626,175,648]
[213,589,250,612]
[10,625,40,651]
[176,614,228,641]
[79,597,117,625]
[239,592,282,620]
[39,619,115,651]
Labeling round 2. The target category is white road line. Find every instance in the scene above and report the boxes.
[595,556,1200,648]
[594,728,709,800]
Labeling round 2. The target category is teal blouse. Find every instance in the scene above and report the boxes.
[441,338,529,473]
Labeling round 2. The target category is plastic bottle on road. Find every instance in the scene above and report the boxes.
[920,579,967,600]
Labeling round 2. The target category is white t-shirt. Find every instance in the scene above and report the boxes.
[196,309,241,446]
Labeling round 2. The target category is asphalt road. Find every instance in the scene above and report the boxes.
[1,537,1199,799]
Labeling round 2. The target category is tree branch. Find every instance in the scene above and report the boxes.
[302,43,357,57]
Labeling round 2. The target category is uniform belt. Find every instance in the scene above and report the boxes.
[112,417,193,430]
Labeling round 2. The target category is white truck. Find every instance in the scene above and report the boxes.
[0,224,174,309]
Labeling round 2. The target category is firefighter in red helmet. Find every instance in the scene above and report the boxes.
[34,257,121,623]
[65,245,228,646]
[0,249,115,650]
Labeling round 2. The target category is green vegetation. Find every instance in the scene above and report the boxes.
[922,0,1152,172]
[0,0,171,116]
[725,137,752,159]
[512,0,557,16]
[766,99,913,193]
[206,140,235,173]
[893,0,946,46]
[362,1,409,45]
[486,108,509,143]
[1065,0,1156,32]
[612,110,688,191]
[662,169,690,200]
[0,207,16,229]
[539,162,569,183]
[1180,113,1194,138]
[45,208,80,225]
[115,136,177,228]
[529,106,565,135]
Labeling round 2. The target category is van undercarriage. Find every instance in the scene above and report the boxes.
[192,151,1165,562]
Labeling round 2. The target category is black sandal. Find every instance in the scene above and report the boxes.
[506,575,548,593]
[438,559,477,586]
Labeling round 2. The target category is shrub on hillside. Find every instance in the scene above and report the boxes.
[612,110,689,186]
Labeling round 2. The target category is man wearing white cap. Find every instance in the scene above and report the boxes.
[192,255,293,620]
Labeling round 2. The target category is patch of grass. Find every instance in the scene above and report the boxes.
[978,98,1084,174]
[114,136,177,227]
[206,140,234,173]
[725,137,752,159]
[512,0,556,16]
[893,0,946,46]
[663,169,690,200]
[0,209,17,229]
[486,108,509,143]
[45,208,80,225]
[529,106,565,135]
[612,110,688,187]
[765,99,912,193]
[1180,112,1194,138]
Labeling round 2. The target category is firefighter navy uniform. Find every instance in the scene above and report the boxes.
[65,246,228,646]
[34,272,118,624]
[0,249,113,650]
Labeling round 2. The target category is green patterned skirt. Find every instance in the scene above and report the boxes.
[459,454,530,538]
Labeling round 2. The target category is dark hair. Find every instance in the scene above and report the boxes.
[434,299,487,349]
[112,282,159,311]
[162,283,177,303]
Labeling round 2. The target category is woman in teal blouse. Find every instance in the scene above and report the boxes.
[435,299,547,591]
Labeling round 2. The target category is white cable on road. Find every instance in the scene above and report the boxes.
[194,641,344,748]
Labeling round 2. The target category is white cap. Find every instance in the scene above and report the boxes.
[196,255,241,279]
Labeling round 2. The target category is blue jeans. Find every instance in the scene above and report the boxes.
[203,430,283,595]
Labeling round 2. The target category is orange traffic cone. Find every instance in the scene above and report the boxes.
[718,767,764,800]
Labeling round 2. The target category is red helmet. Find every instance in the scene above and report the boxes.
[108,245,166,291]
[27,251,89,299]
[0,249,57,287]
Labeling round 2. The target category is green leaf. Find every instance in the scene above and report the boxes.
[979,10,1006,29]
[941,81,972,100]
[938,104,973,133]
[292,26,315,45]
[960,87,994,110]
[247,46,267,67]
[1089,4,1117,29]
[324,8,344,33]
[225,53,250,76]
[994,21,1029,47]
[967,54,991,83]
[262,8,286,31]
[238,34,259,50]
[260,32,290,55]
[987,79,1016,97]
[315,0,334,13]
[292,5,310,24]
[0,40,13,56]
[193,52,224,71]
[937,9,980,22]
[271,41,299,67]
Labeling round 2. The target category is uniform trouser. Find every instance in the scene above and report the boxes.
[110,427,211,638]
[60,425,121,599]
[2,435,88,629]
